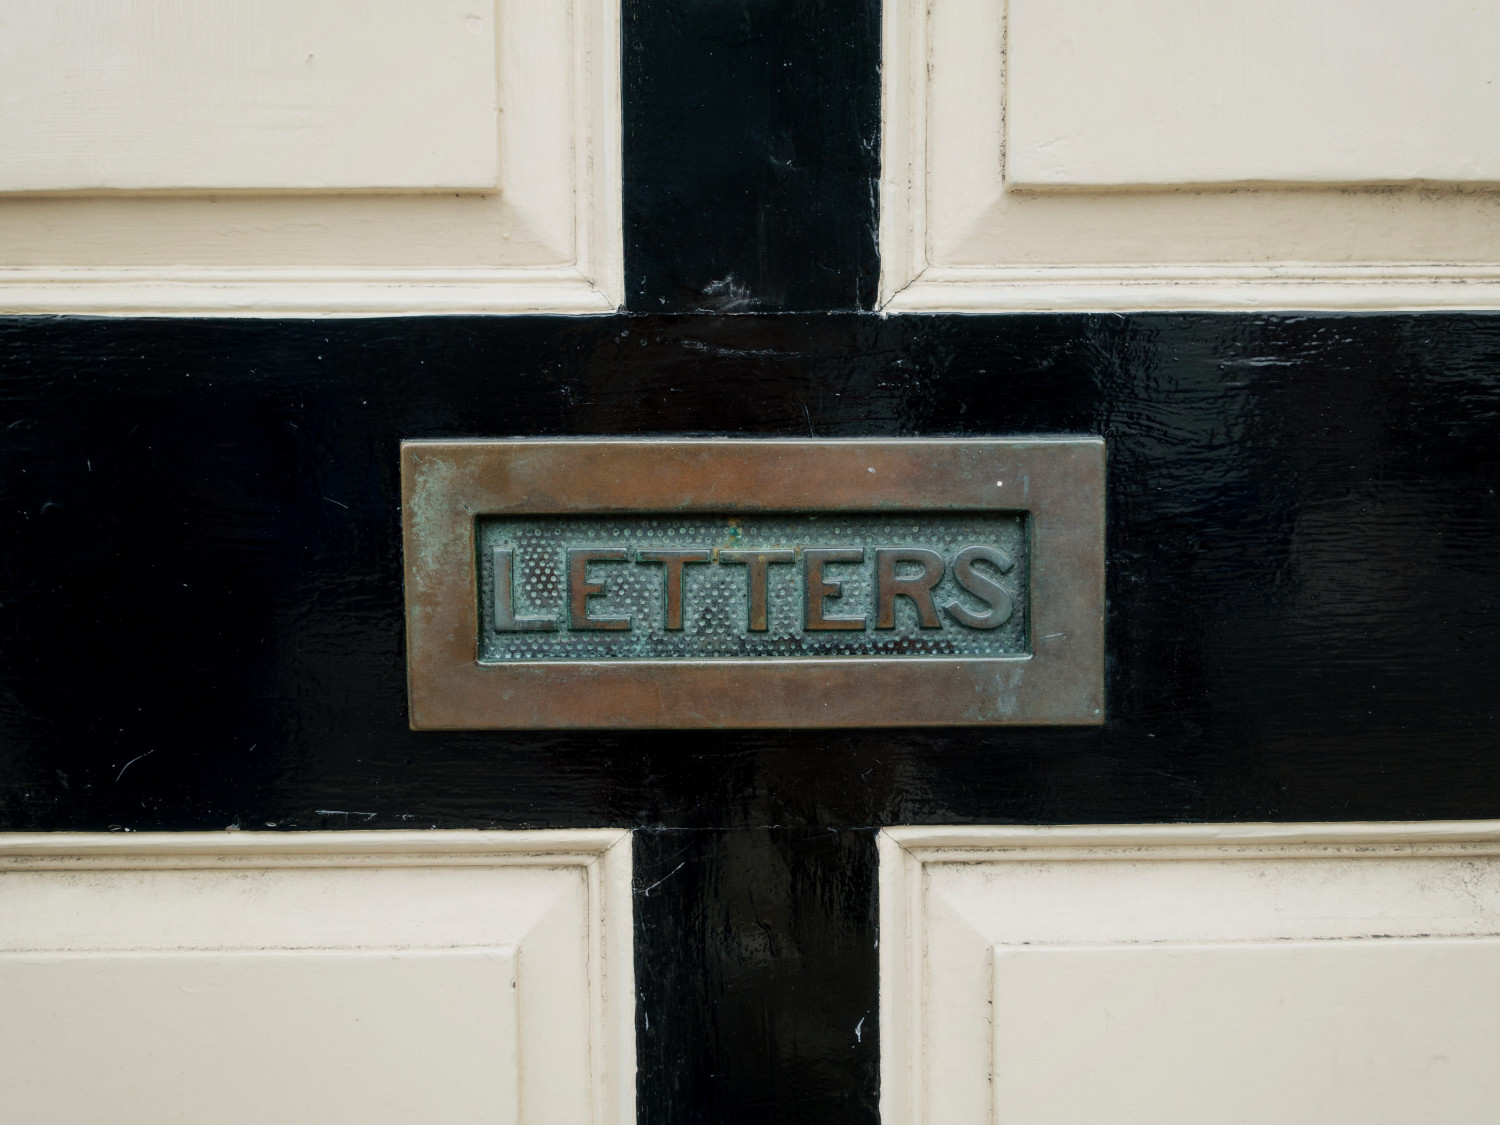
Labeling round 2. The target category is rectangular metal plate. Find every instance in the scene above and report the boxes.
[402,438,1104,728]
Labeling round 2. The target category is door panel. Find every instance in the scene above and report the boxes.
[0,831,632,1125]
[0,0,501,193]
[882,824,1500,1125]
[881,0,1500,310]
[0,0,621,314]
[1005,0,1500,188]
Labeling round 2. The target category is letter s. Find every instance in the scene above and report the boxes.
[941,545,1014,629]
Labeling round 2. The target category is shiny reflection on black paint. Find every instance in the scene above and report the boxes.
[2,313,1499,1125]
[4,314,1497,831]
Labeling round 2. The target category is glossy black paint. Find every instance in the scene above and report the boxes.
[3,313,1499,1122]
[5,313,1498,830]
[624,0,880,311]
[635,827,878,1125]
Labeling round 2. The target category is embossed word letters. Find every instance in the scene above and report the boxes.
[475,513,1030,662]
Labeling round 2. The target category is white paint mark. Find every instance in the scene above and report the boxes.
[855,1016,865,1043]
[115,748,155,781]
[638,861,686,897]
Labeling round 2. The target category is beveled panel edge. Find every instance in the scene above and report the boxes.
[883,265,1500,313]
[880,819,1500,861]
[402,438,1104,729]
[0,826,635,1125]
[877,0,1500,311]
[876,819,1500,1125]
[0,0,621,316]
[0,267,617,317]
[0,828,631,867]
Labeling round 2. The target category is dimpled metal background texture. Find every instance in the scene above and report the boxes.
[477,513,1029,660]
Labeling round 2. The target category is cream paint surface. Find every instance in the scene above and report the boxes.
[878,823,1500,1125]
[0,831,635,1125]
[0,0,623,313]
[879,0,1500,309]
[993,939,1500,1124]
[0,949,519,1124]
[1006,0,1500,188]
[0,0,499,192]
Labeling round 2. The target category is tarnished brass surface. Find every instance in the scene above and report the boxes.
[478,512,1028,660]
[402,438,1104,729]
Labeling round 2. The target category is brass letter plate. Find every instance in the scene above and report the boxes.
[401,438,1104,728]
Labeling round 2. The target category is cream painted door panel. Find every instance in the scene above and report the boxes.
[0,0,622,314]
[0,830,634,1125]
[1006,0,1500,188]
[1,949,521,1122]
[0,0,499,193]
[993,939,1500,1123]
[881,0,1500,309]
[880,822,1500,1125]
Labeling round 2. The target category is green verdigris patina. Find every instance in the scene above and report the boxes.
[476,512,1029,661]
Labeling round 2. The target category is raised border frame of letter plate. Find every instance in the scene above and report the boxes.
[401,438,1104,729]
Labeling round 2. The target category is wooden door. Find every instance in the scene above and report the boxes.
[2,3,1499,1123]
